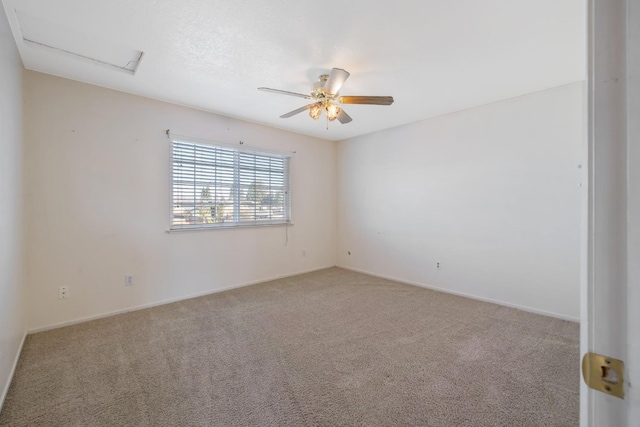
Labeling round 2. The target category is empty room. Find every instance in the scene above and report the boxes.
[1,0,638,426]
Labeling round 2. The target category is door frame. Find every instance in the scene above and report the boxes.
[582,0,638,425]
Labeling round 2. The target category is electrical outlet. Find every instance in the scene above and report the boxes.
[125,275,134,286]
[58,286,69,299]
[436,262,442,270]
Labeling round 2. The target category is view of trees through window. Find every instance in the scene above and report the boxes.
[170,139,290,229]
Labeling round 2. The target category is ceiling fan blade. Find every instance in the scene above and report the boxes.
[258,87,311,99]
[323,68,350,95]
[338,96,394,105]
[280,103,317,118]
[336,109,352,124]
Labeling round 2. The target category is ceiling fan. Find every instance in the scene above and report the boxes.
[258,68,394,127]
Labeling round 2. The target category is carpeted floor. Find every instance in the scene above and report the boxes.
[0,268,579,426]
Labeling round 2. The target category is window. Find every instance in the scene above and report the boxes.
[170,135,291,230]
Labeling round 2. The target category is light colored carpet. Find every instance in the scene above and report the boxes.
[0,268,579,426]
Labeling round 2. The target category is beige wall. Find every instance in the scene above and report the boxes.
[24,71,337,331]
[0,7,25,408]
[337,83,583,320]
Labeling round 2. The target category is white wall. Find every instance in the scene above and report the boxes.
[0,7,25,408]
[24,72,337,331]
[21,70,582,330]
[337,83,583,320]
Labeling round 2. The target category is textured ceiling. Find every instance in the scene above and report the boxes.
[2,0,585,141]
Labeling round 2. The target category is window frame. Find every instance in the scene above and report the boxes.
[168,134,292,231]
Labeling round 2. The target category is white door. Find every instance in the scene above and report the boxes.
[582,0,639,425]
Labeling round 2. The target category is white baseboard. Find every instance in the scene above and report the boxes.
[28,265,336,334]
[337,265,580,323]
[1,330,27,412]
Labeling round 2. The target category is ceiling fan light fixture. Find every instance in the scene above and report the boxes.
[308,103,322,120]
[326,103,341,121]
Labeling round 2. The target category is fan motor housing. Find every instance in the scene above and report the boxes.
[313,75,331,97]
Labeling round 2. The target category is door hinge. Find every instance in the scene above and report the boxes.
[582,352,624,399]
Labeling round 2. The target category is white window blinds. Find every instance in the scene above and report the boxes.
[170,136,291,230]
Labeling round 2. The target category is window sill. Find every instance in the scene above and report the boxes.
[166,222,294,233]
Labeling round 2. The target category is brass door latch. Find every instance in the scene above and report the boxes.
[582,352,624,399]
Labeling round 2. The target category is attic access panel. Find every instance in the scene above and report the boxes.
[15,9,143,74]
